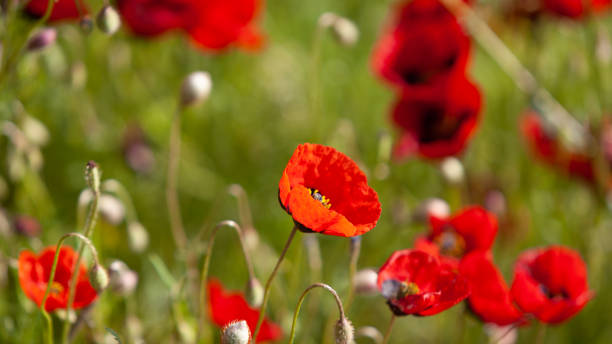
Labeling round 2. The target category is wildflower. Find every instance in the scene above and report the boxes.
[279,143,381,237]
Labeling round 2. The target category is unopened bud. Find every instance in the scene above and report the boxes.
[331,17,359,46]
[353,269,378,295]
[440,157,464,184]
[180,71,212,107]
[89,264,109,291]
[412,198,450,223]
[85,160,101,192]
[334,317,354,344]
[127,222,149,253]
[108,260,138,295]
[221,320,251,344]
[21,115,50,147]
[13,215,41,237]
[80,15,94,34]
[96,6,121,35]
[245,278,264,308]
[26,28,56,52]
[484,190,506,217]
[99,194,125,226]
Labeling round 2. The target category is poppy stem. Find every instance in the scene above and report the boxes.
[40,233,101,344]
[288,283,347,344]
[252,225,298,339]
[198,220,255,339]
[345,236,362,311]
[535,322,546,344]
[381,314,396,344]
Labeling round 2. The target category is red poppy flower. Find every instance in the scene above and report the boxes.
[392,77,482,159]
[459,252,524,325]
[520,112,595,182]
[542,0,610,18]
[208,279,282,342]
[377,249,469,316]
[118,0,264,51]
[414,206,497,269]
[18,246,97,312]
[372,0,471,95]
[510,246,593,324]
[25,0,87,21]
[278,143,381,237]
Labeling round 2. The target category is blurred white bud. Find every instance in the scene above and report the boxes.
[21,115,50,147]
[484,190,507,217]
[99,194,125,226]
[413,198,450,223]
[596,29,612,64]
[440,157,465,184]
[180,71,212,107]
[356,326,384,343]
[318,12,359,46]
[127,222,149,253]
[26,28,56,52]
[108,260,138,296]
[245,277,264,308]
[221,320,251,344]
[334,317,354,344]
[89,264,109,291]
[485,324,517,344]
[353,268,378,295]
[96,6,121,35]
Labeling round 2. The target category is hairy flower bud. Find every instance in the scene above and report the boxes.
[180,71,212,107]
[89,264,109,291]
[26,28,56,52]
[96,6,121,35]
[334,317,354,344]
[221,320,251,344]
[245,277,264,308]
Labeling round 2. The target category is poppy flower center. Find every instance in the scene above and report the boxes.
[434,230,466,258]
[419,109,470,143]
[539,284,569,300]
[309,188,332,209]
[50,281,65,294]
[381,279,421,301]
[399,281,421,298]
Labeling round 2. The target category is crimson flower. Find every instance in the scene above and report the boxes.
[118,0,264,51]
[520,112,595,182]
[25,0,86,21]
[377,249,469,316]
[279,143,381,237]
[392,77,482,159]
[208,279,282,342]
[510,246,593,324]
[542,0,610,18]
[372,0,471,95]
[459,252,524,325]
[18,246,97,312]
[414,206,497,268]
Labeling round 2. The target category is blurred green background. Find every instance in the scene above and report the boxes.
[1,0,612,343]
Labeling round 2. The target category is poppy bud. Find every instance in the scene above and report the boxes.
[180,71,212,108]
[440,157,465,185]
[334,317,354,344]
[26,28,56,52]
[99,194,125,226]
[21,115,50,147]
[85,160,101,192]
[245,277,264,308]
[89,263,109,291]
[221,320,251,344]
[318,12,359,46]
[80,15,94,34]
[353,268,378,295]
[13,215,41,237]
[412,198,450,223]
[96,6,121,35]
[108,260,138,295]
[484,190,507,217]
[127,221,149,253]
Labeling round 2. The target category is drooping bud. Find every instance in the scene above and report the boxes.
[99,194,125,226]
[89,264,109,291]
[221,320,251,344]
[180,71,212,108]
[353,269,378,295]
[412,198,450,223]
[439,157,465,185]
[318,12,359,46]
[127,221,149,253]
[26,28,57,52]
[96,6,121,35]
[245,277,264,308]
[108,260,138,295]
[80,15,94,34]
[334,317,354,344]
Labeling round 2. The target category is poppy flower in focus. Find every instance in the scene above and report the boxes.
[414,206,497,269]
[372,0,471,95]
[459,252,524,325]
[377,249,470,316]
[25,0,87,21]
[510,246,593,324]
[541,0,611,18]
[520,112,595,182]
[278,143,381,237]
[18,246,97,312]
[208,279,282,342]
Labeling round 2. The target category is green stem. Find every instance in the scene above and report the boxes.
[345,237,361,312]
[288,283,346,344]
[252,225,298,339]
[166,107,188,251]
[381,315,396,344]
[535,322,546,344]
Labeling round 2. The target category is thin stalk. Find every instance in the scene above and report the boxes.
[288,283,347,344]
[535,322,546,344]
[381,314,396,344]
[252,226,298,339]
[310,19,325,140]
[492,323,519,344]
[345,236,361,311]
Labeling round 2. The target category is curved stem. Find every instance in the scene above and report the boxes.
[381,315,396,344]
[198,220,255,337]
[356,326,384,344]
[252,225,298,339]
[288,283,346,344]
[40,233,101,344]
[228,184,255,236]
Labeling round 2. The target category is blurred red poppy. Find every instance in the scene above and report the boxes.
[377,249,469,316]
[208,279,282,343]
[510,246,593,324]
[18,246,97,312]
[392,77,482,159]
[25,0,86,21]
[118,0,264,51]
[542,0,610,18]
[278,143,381,237]
[414,206,497,269]
[372,0,471,95]
[459,252,524,325]
[520,112,595,182]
